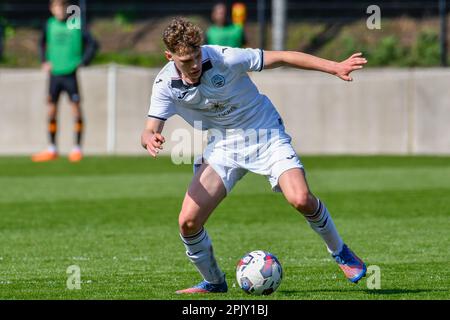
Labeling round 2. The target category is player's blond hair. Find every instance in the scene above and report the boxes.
[163,17,203,55]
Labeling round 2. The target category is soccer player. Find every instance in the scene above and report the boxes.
[32,0,98,162]
[141,18,367,294]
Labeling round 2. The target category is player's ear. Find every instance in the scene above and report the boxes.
[165,51,173,61]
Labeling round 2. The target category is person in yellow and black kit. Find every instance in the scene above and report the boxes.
[32,0,98,162]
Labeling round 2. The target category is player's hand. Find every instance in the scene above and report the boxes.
[335,53,367,82]
[142,132,165,158]
[42,62,52,73]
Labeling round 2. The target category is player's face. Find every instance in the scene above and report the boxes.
[168,49,203,83]
[212,4,227,26]
[50,3,67,21]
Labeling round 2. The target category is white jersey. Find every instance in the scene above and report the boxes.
[147,45,284,132]
[148,45,303,194]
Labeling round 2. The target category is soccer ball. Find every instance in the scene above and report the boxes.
[236,250,283,295]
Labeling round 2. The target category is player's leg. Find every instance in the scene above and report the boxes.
[278,167,366,283]
[47,100,58,152]
[176,162,228,294]
[32,75,60,162]
[278,168,344,253]
[67,73,83,162]
[68,101,83,162]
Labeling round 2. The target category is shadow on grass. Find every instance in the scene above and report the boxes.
[279,288,449,296]
[363,289,449,295]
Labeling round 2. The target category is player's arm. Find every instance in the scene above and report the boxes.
[80,30,99,67]
[39,23,52,73]
[140,118,166,158]
[263,50,367,81]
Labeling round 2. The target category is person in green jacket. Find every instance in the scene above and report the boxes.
[32,0,98,162]
[206,2,246,48]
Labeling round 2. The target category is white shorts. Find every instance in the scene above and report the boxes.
[195,128,303,194]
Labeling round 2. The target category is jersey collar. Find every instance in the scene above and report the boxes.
[170,51,213,89]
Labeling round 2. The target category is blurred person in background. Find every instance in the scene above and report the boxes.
[32,0,98,162]
[231,2,247,27]
[206,1,246,48]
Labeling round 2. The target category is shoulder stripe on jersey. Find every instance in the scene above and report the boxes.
[148,115,167,121]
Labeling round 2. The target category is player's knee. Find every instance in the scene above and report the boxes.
[178,215,202,236]
[48,106,57,117]
[289,191,314,213]
[72,105,82,116]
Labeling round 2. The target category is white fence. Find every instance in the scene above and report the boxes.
[0,65,449,155]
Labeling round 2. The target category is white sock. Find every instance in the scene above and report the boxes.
[180,227,225,284]
[304,199,344,255]
[72,145,81,152]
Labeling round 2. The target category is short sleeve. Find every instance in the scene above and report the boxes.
[147,82,176,121]
[223,47,264,73]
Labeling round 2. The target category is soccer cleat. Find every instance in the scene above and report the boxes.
[68,149,83,162]
[332,244,367,283]
[31,150,58,162]
[175,279,228,294]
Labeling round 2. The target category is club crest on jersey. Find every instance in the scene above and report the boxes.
[211,74,225,88]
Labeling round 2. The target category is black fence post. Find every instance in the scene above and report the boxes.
[0,22,4,61]
[79,0,87,32]
[258,0,267,50]
[439,0,448,67]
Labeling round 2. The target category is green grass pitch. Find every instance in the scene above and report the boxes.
[0,155,449,300]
